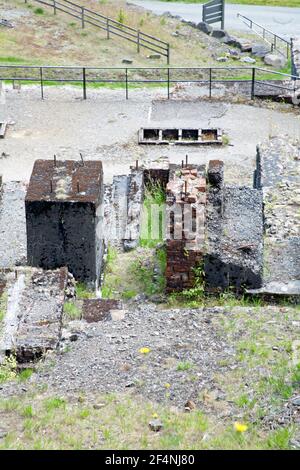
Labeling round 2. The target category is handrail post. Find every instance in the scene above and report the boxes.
[83,67,86,100]
[251,68,256,100]
[107,18,110,39]
[209,68,212,99]
[125,68,128,100]
[53,0,56,15]
[137,30,140,54]
[167,67,170,99]
[40,67,44,100]
[167,44,170,65]
[81,7,85,29]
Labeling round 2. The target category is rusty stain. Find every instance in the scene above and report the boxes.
[26,160,103,203]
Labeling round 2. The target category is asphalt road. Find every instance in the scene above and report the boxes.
[129,1,300,38]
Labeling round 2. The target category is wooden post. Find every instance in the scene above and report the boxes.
[221,0,225,30]
[107,18,110,39]
[137,30,140,53]
[81,7,85,29]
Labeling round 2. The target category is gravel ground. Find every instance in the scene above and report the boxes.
[0,304,234,409]
[1,85,300,186]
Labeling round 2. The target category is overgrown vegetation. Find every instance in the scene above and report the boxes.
[140,180,166,249]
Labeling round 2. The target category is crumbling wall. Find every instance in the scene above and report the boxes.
[253,137,300,295]
[0,268,70,363]
[165,165,206,292]
[205,160,263,292]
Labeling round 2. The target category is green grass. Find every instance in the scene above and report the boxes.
[76,282,94,299]
[63,301,82,320]
[33,7,44,15]
[0,389,296,449]
[157,0,300,7]
[140,180,166,249]
[18,369,34,382]
[176,361,194,371]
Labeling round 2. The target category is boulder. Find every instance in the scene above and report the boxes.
[197,21,213,35]
[147,54,161,60]
[216,56,228,62]
[211,29,228,39]
[240,56,256,64]
[264,52,287,68]
[251,44,270,58]
[122,58,133,65]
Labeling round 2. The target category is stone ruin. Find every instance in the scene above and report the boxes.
[25,159,104,289]
[0,135,299,365]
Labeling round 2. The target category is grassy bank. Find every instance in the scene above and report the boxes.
[155,0,300,8]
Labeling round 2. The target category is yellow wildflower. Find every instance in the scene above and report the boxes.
[164,383,171,389]
[139,347,151,354]
[152,413,159,419]
[234,422,248,433]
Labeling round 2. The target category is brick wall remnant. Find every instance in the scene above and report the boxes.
[165,164,206,292]
[26,160,104,288]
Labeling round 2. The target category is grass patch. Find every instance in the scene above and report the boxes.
[140,180,166,249]
[34,7,44,15]
[44,397,66,412]
[156,0,299,7]
[76,282,94,299]
[18,369,34,381]
[0,356,17,384]
[63,301,82,320]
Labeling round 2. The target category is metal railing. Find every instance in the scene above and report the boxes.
[0,64,299,101]
[237,13,291,59]
[291,38,299,78]
[24,0,170,63]
[203,0,224,29]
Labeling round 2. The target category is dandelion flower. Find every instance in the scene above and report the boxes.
[139,347,151,354]
[164,383,171,389]
[152,413,159,419]
[234,422,248,433]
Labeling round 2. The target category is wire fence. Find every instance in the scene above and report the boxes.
[0,65,299,101]
[24,0,170,62]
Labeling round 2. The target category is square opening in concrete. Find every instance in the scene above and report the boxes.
[0,122,7,139]
[201,129,218,142]
[162,129,179,141]
[182,129,199,141]
[143,129,159,141]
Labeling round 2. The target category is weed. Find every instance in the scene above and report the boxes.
[18,369,34,381]
[176,361,193,372]
[0,356,17,383]
[34,7,44,15]
[44,397,66,412]
[63,301,81,320]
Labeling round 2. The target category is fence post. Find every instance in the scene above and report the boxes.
[40,67,44,100]
[83,67,87,100]
[137,30,140,53]
[251,68,256,100]
[81,7,85,29]
[209,68,212,99]
[167,68,170,99]
[125,68,128,100]
[167,44,170,65]
[107,18,110,39]
[53,0,56,15]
